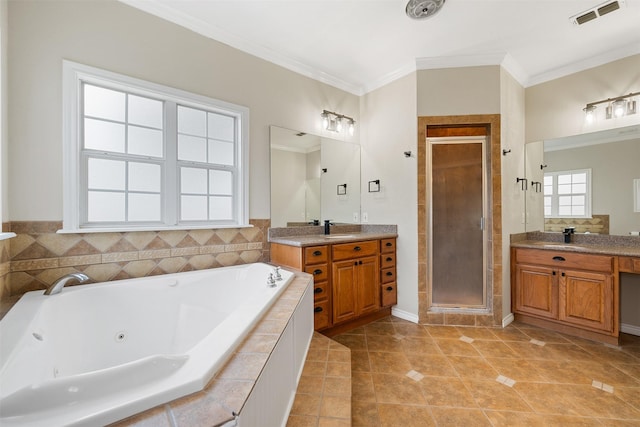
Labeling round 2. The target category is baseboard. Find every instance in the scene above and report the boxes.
[391,307,419,324]
[502,313,515,328]
[621,323,640,337]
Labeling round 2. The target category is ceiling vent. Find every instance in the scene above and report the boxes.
[570,0,625,25]
[406,0,446,20]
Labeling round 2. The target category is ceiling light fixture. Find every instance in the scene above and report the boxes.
[583,91,639,121]
[405,0,446,20]
[321,110,355,136]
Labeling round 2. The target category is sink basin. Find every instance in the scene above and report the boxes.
[324,234,356,239]
[536,243,587,250]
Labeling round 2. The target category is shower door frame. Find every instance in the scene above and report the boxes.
[427,136,488,310]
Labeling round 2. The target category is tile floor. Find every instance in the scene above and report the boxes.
[331,316,640,427]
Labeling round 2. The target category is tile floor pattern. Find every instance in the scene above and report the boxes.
[330,316,640,427]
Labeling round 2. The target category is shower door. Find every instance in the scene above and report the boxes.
[429,137,486,307]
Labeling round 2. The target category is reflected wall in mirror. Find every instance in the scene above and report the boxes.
[270,126,360,227]
[525,124,640,236]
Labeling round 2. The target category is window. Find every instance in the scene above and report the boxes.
[543,169,591,218]
[63,61,249,231]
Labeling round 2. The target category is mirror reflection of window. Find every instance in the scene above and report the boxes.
[543,169,591,218]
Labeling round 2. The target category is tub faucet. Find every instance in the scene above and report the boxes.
[44,272,89,295]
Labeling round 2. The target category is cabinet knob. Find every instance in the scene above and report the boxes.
[386,271,393,276]
[313,269,322,275]
[314,306,323,313]
[552,256,566,262]
[354,246,361,251]
[386,242,392,247]
[386,257,393,262]
[313,250,322,256]
[386,286,393,291]
[561,272,566,277]
[314,287,322,294]
[552,271,556,276]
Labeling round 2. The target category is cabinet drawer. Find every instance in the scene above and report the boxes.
[381,267,396,284]
[381,253,396,269]
[314,300,330,330]
[305,264,328,282]
[619,256,640,273]
[311,281,328,301]
[381,238,396,254]
[304,245,329,264]
[515,248,614,273]
[381,283,397,307]
[332,240,378,261]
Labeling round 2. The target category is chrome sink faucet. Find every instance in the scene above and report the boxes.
[44,272,89,295]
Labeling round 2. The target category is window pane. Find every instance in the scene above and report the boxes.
[128,126,163,157]
[544,206,551,216]
[572,183,586,194]
[128,95,163,129]
[208,140,234,165]
[88,158,125,190]
[88,191,125,222]
[572,206,585,216]
[178,106,206,137]
[559,196,572,206]
[544,185,553,196]
[558,184,572,194]
[572,173,586,183]
[544,176,553,185]
[558,206,571,216]
[558,174,572,185]
[572,195,585,206]
[209,196,232,220]
[544,197,551,207]
[208,113,234,142]
[129,193,161,221]
[84,84,125,122]
[209,170,232,195]
[129,162,161,192]
[84,118,125,152]
[181,167,207,194]
[178,135,206,162]
[181,195,207,220]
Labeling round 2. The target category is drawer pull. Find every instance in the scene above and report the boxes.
[386,286,394,291]
[386,257,393,262]
[314,287,322,294]
[354,246,361,251]
[552,256,566,261]
[386,271,393,276]
[552,271,556,276]
[386,242,393,247]
[561,272,565,277]
[314,306,323,313]
[313,269,322,275]
[313,250,322,256]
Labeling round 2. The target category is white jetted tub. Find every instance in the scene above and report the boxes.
[0,263,294,426]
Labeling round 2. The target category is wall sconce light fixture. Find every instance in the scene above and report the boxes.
[368,179,381,193]
[321,110,355,136]
[583,91,639,121]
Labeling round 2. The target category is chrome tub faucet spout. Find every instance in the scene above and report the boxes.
[44,272,89,295]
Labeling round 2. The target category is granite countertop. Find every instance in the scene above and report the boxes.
[511,231,640,257]
[268,224,398,248]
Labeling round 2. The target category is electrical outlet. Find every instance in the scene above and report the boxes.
[362,212,368,223]
[353,212,359,222]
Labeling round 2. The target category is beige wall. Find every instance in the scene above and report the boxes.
[1,0,7,222]
[360,73,418,319]
[525,54,640,143]
[500,68,526,323]
[7,0,359,221]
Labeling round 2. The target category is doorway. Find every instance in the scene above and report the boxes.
[428,136,487,308]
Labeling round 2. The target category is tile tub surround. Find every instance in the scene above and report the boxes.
[337,316,640,426]
[110,270,312,426]
[0,220,270,303]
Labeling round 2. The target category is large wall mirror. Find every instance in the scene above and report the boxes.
[270,126,360,227]
[525,124,640,236]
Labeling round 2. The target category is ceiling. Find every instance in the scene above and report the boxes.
[122,0,640,95]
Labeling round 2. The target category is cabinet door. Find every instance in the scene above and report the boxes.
[514,264,558,319]
[332,260,357,324]
[357,256,380,315]
[559,269,613,332]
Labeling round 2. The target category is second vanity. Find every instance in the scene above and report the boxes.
[511,232,640,345]
[269,225,398,335]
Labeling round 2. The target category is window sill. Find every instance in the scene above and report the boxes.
[0,232,16,241]
[57,224,254,234]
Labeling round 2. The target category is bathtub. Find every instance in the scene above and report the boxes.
[0,262,295,426]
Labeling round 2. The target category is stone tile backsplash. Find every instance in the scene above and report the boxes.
[0,220,270,300]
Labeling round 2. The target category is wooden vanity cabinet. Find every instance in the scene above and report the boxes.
[271,237,396,332]
[512,248,617,341]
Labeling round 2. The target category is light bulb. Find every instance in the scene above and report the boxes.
[336,117,343,132]
[321,112,329,130]
[583,105,596,124]
[348,120,355,136]
[613,99,625,118]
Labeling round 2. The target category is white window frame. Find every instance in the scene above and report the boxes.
[543,168,592,219]
[62,61,249,232]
